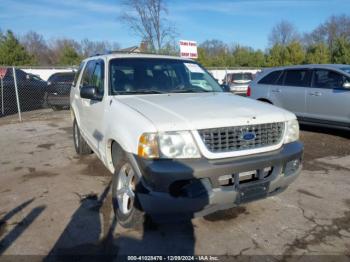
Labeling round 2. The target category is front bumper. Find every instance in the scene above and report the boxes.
[134,141,303,217]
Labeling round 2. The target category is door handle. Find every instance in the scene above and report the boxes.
[271,89,281,93]
[309,91,322,96]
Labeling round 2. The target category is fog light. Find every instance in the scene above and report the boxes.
[285,159,300,176]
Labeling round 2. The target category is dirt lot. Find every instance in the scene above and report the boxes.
[0,110,349,260]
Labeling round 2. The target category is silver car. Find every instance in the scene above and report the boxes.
[249,64,350,130]
[223,72,253,95]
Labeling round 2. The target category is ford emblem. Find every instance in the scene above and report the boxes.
[242,132,256,141]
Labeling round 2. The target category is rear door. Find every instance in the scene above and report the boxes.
[306,69,350,127]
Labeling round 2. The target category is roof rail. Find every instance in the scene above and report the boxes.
[88,50,179,58]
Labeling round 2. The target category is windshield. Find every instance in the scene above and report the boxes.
[230,73,253,81]
[109,58,223,95]
[340,67,350,74]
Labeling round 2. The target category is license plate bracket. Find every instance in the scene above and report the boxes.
[236,181,269,204]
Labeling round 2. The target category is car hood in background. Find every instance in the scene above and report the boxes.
[116,93,294,131]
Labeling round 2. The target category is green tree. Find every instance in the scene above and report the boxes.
[252,50,267,67]
[267,44,288,66]
[285,41,305,65]
[305,43,330,64]
[267,41,305,66]
[0,30,34,65]
[331,37,350,64]
[57,44,81,65]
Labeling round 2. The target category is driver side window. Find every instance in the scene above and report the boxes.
[80,59,105,96]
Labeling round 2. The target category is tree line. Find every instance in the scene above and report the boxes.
[198,15,350,68]
[1,5,350,68]
[0,30,120,66]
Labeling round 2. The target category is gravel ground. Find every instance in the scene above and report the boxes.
[0,110,349,261]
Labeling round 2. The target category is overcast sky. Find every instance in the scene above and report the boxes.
[1,0,350,49]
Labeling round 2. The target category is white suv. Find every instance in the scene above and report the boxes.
[70,53,303,228]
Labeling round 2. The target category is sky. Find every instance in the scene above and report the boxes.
[1,0,350,50]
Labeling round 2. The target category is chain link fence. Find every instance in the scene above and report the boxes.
[0,66,75,123]
[0,65,261,123]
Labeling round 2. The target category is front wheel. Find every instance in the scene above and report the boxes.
[112,153,144,229]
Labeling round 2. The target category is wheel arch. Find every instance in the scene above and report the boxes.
[257,98,273,104]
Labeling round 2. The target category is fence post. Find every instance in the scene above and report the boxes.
[1,77,3,115]
[12,67,22,122]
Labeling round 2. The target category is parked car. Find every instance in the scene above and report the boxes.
[71,53,303,228]
[0,68,47,115]
[248,64,350,130]
[223,72,254,95]
[45,72,75,110]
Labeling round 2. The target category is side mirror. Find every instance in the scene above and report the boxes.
[80,86,102,100]
[343,82,350,89]
[221,84,231,92]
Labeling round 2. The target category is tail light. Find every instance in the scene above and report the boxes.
[247,86,251,97]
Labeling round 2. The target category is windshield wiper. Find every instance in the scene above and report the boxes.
[170,88,211,93]
[115,89,165,95]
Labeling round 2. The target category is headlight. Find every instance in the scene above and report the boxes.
[138,131,200,159]
[284,119,299,144]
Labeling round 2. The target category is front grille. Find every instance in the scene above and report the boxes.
[198,122,284,153]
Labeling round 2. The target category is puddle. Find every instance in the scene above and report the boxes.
[77,156,111,177]
[59,127,73,135]
[25,128,37,132]
[37,143,55,150]
[0,221,7,238]
[22,167,59,181]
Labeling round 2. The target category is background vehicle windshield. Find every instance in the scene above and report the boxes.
[109,58,223,94]
[231,73,253,81]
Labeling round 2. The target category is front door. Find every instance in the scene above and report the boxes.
[270,69,311,117]
[79,59,106,156]
[306,69,350,127]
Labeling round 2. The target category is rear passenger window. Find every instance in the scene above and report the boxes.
[284,70,311,87]
[258,70,282,85]
[313,69,348,89]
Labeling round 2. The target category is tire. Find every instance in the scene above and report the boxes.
[111,145,144,229]
[73,119,92,155]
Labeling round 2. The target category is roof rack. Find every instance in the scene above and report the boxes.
[88,48,179,58]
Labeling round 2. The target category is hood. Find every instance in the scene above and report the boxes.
[116,92,295,131]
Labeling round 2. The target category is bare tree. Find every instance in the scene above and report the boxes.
[304,14,350,51]
[199,39,228,56]
[120,0,176,51]
[80,39,120,57]
[269,20,299,46]
[21,31,51,65]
